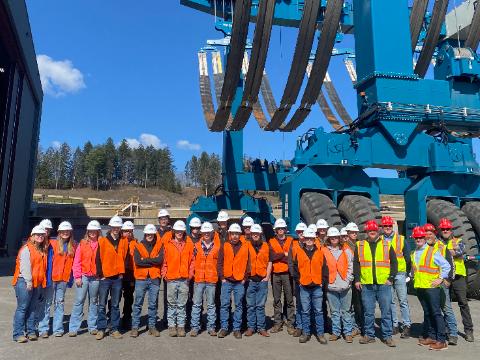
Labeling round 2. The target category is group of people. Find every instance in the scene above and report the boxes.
[11,209,475,351]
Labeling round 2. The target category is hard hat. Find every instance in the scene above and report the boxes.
[217,210,229,222]
[228,223,242,233]
[345,222,359,232]
[58,221,73,231]
[295,222,307,232]
[303,228,316,238]
[438,218,453,229]
[31,225,46,235]
[87,220,101,231]
[189,217,202,228]
[307,224,317,233]
[143,224,157,234]
[340,227,348,236]
[273,218,287,229]
[173,220,187,232]
[327,227,340,237]
[157,209,170,218]
[242,216,254,227]
[381,216,394,226]
[364,220,379,232]
[412,226,427,239]
[122,221,135,230]
[108,215,123,227]
[315,219,329,229]
[39,219,53,229]
[423,223,436,232]
[250,224,263,234]
[200,222,214,233]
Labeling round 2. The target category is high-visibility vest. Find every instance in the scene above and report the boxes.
[193,239,220,283]
[248,241,270,278]
[411,246,440,289]
[223,241,249,281]
[357,239,391,284]
[434,241,447,257]
[164,237,194,280]
[384,233,406,273]
[51,239,76,282]
[12,242,47,288]
[269,236,293,273]
[448,238,467,277]
[295,245,324,286]
[98,236,129,277]
[78,240,98,276]
[133,241,163,280]
[322,246,349,284]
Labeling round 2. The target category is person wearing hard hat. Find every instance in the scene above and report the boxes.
[380,216,412,339]
[162,220,194,338]
[12,225,47,343]
[322,227,354,343]
[130,224,164,338]
[190,222,220,337]
[39,219,54,243]
[345,222,362,338]
[353,220,397,347]
[340,228,349,249]
[290,222,308,337]
[436,218,474,343]
[295,222,307,240]
[215,210,230,244]
[217,223,249,339]
[189,217,202,243]
[68,220,102,336]
[269,218,295,335]
[38,221,76,338]
[241,216,255,243]
[316,219,329,245]
[245,224,272,337]
[157,208,171,328]
[424,223,458,345]
[95,215,129,340]
[120,220,137,330]
[290,227,328,344]
[411,226,450,351]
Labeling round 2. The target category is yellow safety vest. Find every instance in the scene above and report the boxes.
[434,241,447,257]
[447,238,467,277]
[383,233,406,273]
[411,246,440,289]
[357,239,391,284]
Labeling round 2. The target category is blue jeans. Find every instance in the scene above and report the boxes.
[12,278,42,340]
[441,284,458,337]
[327,288,353,336]
[190,282,216,331]
[68,276,99,333]
[97,277,122,331]
[417,288,446,342]
[246,280,268,331]
[220,280,245,331]
[361,284,393,339]
[167,280,189,328]
[38,281,68,335]
[391,273,411,327]
[299,285,324,336]
[132,278,160,329]
[294,282,303,330]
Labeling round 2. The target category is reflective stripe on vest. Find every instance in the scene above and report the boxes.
[434,241,447,257]
[164,237,194,280]
[411,246,440,288]
[357,239,391,284]
[51,239,76,282]
[133,241,163,280]
[389,233,406,273]
[193,239,220,283]
[269,237,292,273]
[12,243,47,288]
[248,241,270,278]
[223,241,249,281]
[296,245,324,286]
[322,247,348,284]
[447,238,467,277]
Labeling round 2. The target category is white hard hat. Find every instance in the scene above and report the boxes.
[273,218,287,229]
[217,210,229,222]
[307,224,317,233]
[200,222,214,233]
[108,215,123,227]
[39,219,53,229]
[173,220,187,232]
[228,223,242,233]
[87,220,101,231]
[143,224,157,234]
[327,227,341,237]
[157,209,170,218]
[58,221,73,231]
[31,225,46,235]
[340,227,348,236]
[345,222,359,232]
[303,228,317,238]
[295,222,307,232]
[316,219,329,229]
[189,217,202,228]
[122,221,135,230]
[242,216,254,227]
[250,224,263,234]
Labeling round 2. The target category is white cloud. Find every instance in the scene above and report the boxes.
[37,54,86,97]
[125,138,141,149]
[124,134,166,150]
[177,140,201,151]
[51,141,61,149]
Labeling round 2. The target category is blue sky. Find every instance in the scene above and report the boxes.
[26,1,479,174]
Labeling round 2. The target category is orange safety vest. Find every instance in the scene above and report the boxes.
[193,239,220,283]
[12,242,47,288]
[322,246,349,284]
[78,240,98,275]
[133,241,163,280]
[51,239,76,282]
[164,237,194,280]
[223,241,249,281]
[98,236,129,277]
[269,236,293,273]
[248,241,270,278]
[295,245,324,286]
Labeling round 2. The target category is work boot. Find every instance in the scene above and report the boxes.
[40,332,49,339]
[418,337,435,346]
[299,333,311,343]
[287,325,296,336]
[316,335,328,344]
[392,326,399,335]
[27,334,38,341]
[400,326,410,339]
[15,336,28,343]
[244,328,255,337]
[359,336,376,344]
[111,330,123,339]
[384,338,396,347]
[345,335,353,343]
[258,330,270,337]
[190,329,198,337]
[293,328,302,337]
[217,329,228,338]
[68,332,77,337]
[465,331,475,342]
[168,327,177,337]
[429,341,448,351]
[270,323,283,333]
[329,334,340,341]
[54,333,63,337]
[148,327,160,337]
[351,328,361,337]
[448,335,458,345]
[89,329,98,335]
[95,331,105,340]
[233,331,242,339]
[208,329,217,336]
[177,327,186,337]
[130,329,139,338]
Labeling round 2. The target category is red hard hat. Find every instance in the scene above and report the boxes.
[381,216,394,226]
[423,223,436,232]
[364,220,379,232]
[412,226,426,239]
[438,218,453,229]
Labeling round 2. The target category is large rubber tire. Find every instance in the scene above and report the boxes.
[300,192,341,228]
[427,199,480,298]
[337,195,381,240]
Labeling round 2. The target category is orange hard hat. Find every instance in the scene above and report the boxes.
[364,220,379,232]
[381,216,394,226]
[412,226,427,239]
[438,218,453,229]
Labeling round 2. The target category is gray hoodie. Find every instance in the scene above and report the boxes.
[325,245,354,292]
